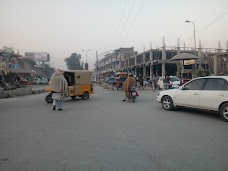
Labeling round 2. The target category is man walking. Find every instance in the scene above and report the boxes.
[138,74,143,90]
[50,69,68,111]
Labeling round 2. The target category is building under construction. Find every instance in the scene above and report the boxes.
[95,38,228,80]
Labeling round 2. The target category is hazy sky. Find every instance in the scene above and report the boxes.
[1,0,228,70]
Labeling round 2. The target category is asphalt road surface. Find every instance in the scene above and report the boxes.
[0,86,228,171]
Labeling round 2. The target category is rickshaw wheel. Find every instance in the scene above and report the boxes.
[45,94,53,103]
[82,91,89,100]
[71,96,76,100]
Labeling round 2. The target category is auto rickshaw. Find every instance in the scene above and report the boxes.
[45,70,94,103]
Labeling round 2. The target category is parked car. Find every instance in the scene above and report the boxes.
[157,76,181,89]
[34,78,41,84]
[157,76,228,122]
[105,77,117,86]
[40,78,48,84]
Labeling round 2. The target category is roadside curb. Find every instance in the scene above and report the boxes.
[32,89,47,94]
[0,87,47,99]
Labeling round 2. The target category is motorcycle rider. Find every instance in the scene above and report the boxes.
[122,73,136,101]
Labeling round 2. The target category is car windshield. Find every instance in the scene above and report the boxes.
[170,76,180,81]
[109,77,116,82]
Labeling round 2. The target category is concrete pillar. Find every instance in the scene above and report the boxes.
[218,41,221,52]
[135,56,137,66]
[198,40,203,73]
[162,37,166,77]
[177,38,180,54]
[214,55,218,75]
[149,43,153,78]
[143,66,146,77]
[198,40,202,58]
[215,41,222,75]
[119,52,122,70]
[150,65,153,78]
[226,41,228,74]
[150,42,153,61]
[156,69,159,77]
[226,41,228,52]
[162,63,166,77]
[135,68,137,77]
[176,38,181,76]
[143,52,146,63]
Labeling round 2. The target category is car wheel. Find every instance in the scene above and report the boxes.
[219,103,228,122]
[161,96,174,111]
[45,94,53,103]
[82,91,89,100]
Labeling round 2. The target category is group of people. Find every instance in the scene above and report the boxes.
[122,73,160,101]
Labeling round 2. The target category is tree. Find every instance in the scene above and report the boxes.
[64,53,84,70]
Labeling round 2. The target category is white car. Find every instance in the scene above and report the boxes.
[34,78,41,84]
[157,76,181,90]
[157,76,228,122]
[40,78,48,84]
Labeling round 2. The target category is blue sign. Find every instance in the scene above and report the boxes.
[14,64,20,69]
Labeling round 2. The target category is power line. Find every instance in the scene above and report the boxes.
[198,6,228,31]
[212,3,228,21]
[121,0,145,46]
[115,0,136,48]
[111,0,128,49]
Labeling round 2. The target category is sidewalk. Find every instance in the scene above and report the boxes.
[0,85,48,99]
[27,85,48,94]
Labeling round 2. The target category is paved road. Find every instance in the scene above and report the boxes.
[0,86,228,170]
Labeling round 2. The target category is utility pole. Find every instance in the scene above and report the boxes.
[82,49,91,70]
[185,20,197,78]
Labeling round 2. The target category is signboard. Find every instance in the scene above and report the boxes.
[0,61,6,70]
[183,59,195,65]
[25,52,49,62]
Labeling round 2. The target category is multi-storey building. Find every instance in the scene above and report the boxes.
[95,47,137,78]
[95,39,228,80]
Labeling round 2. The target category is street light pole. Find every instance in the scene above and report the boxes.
[185,20,197,78]
[185,20,196,55]
[82,49,91,70]
[82,49,91,63]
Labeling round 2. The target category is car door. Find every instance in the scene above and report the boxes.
[175,78,206,107]
[199,78,228,111]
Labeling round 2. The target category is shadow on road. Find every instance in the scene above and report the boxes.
[174,107,221,121]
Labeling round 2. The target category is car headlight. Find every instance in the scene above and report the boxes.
[157,93,160,96]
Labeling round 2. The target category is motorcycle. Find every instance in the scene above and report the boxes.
[127,87,137,103]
